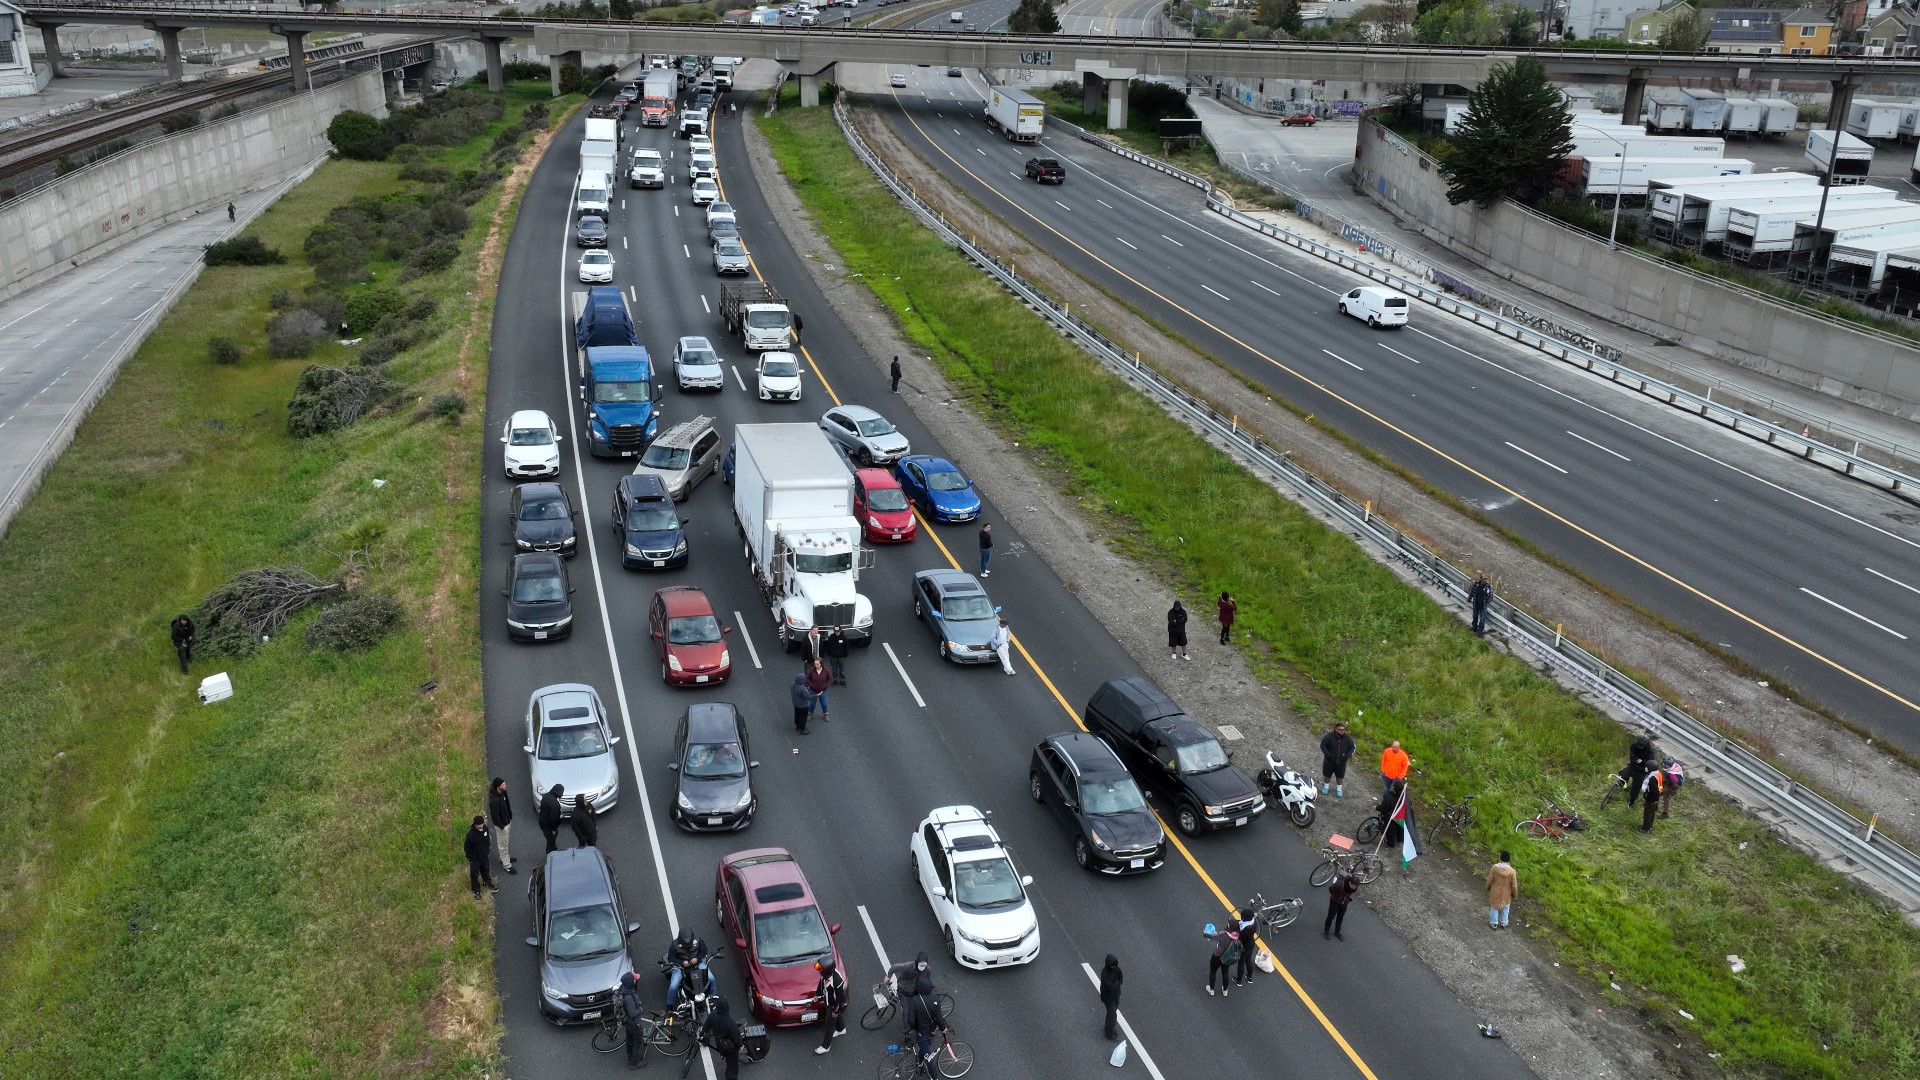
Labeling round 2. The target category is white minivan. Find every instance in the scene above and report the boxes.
[950,9,964,21]
[1338,286,1410,328]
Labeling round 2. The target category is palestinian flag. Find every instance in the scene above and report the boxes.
[1392,787,1421,867]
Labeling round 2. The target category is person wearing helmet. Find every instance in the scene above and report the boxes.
[813,957,848,1054]
[663,928,711,1010]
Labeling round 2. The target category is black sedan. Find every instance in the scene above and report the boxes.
[1030,732,1166,874]
[574,215,609,248]
[511,482,578,558]
[504,552,575,642]
[668,702,758,831]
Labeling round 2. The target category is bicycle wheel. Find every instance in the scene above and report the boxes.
[591,1019,626,1054]
[1355,815,1383,845]
[860,1001,896,1031]
[1515,819,1551,839]
[650,1015,696,1057]
[877,1049,914,1080]
[1351,853,1383,884]
[1263,902,1300,932]
[934,992,957,1020]
[1600,777,1623,810]
[934,1039,976,1078]
[1308,859,1338,887]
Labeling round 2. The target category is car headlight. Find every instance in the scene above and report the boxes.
[718,649,730,667]
[543,983,565,1000]
[953,926,991,947]
[515,539,533,548]
[625,543,643,557]
[668,654,683,672]
[507,619,529,630]
[677,791,694,810]
[734,789,753,810]
[671,539,688,555]
[1204,804,1223,817]
[1089,829,1110,850]
[870,515,884,529]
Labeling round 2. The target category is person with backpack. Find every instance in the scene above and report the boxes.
[1657,758,1685,819]
[1233,907,1260,985]
[1622,734,1656,806]
[1324,872,1359,940]
[701,995,742,1080]
[1203,923,1239,996]
[619,969,649,1069]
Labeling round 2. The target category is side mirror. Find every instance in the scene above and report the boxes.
[1020,876,1034,887]
[733,937,748,950]
[829,922,842,935]
[525,936,540,947]
[748,760,760,768]
[499,436,508,443]
[722,626,733,635]
[555,435,564,442]
[667,762,679,770]
[994,605,1003,614]
[569,586,578,594]
[652,631,664,639]
[523,743,534,754]
[680,517,690,525]
[610,736,622,746]
[931,885,947,899]
[501,590,509,598]
[627,922,642,935]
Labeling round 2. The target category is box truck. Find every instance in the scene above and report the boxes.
[984,86,1045,142]
[733,423,875,651]
[639,70,676,126]
[580,138,617,180]
[584,116,619,147]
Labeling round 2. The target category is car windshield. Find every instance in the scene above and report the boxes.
[711,222,738,238]
[1175,739,1230,774]
[547,903,624,961]
[940,595,994,621]
[867,487,908,512]
[680,347,718,368]
[717,241,745,256]
[641,444,691,469]
[1081,775,1148,814]
[513,572,566,603]
[761,359,798,378]
[683,740,745,779]
[625,505,679,532]
[752,907,832,964]
[667,614,723,645]
[711,203,731,214]
[855,417,896,437]
[952,856,1024,909]
[510,426,553,446]
[925,470,970,492]
[745,310,788,330]
[520,496,568,521]
[793,550,853,573]
[578,219,604,232]
[593,379,652,403]
[538,721,607,761]
[582,252,611,264]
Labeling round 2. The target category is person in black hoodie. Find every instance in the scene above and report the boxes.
[619,969,649,1069]
[170,614,196,674]
[702,995,742,1080]
[813,957,848,1054]
[1319,721,1355,798]
[1623,735,1656,806]
[1167,600,1190,661]
[824,628,849,687]
[1098,954,1123,1040]
[571,792,599,848]
[487,777,515,874]
[463,816,496,897]
[887,951,935,998]
[539,784,566,853]
[900,977,946,1064]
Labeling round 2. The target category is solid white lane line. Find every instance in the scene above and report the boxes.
[882,642,926,707]
[731,611,763,669]
[1378,343,1421,364]
[622,236,628,249]
[1865,567,1920,596]
[732,365,748,392]
[1161,234,1184,247]
[1115,237,1138,250]
[976,147,986,155]
[1506,441,1569,474]
[1800,587,1909,639]
[1251,279,1282,297]
[1201,283,1230,301]
[1567,430,1630,461]
[858,904,894,971]
[1078,963,1167,1080]
[628,285,637,303]
[1323,349,1361,371]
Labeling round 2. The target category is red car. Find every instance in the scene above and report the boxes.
[715,848,844,1027]
[853,467,917,543]
[1281,112,1318,126]
[650,586,732,686]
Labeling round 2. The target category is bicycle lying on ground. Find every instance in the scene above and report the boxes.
[1247,891,1303,935]
[1514,801,1587,840]
[1308,845,1381,886]
[880,1025,974,1079]
[860,977,959,1031]
[591,1009,695,1059]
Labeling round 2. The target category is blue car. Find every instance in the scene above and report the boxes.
[895,454,981,523]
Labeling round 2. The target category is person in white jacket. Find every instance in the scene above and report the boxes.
[990,617,1015,675]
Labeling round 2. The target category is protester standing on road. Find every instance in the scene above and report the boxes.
[487,777,515,874]
[227,202,236,222]
[464,815,496,898]
[1233,907,1259,985]
[790,671,815,734]
[1376,778,1407,847]
[1324,872,1359,940]
[1319,721,1355,798]
[170,614,196,674]
[702,996,743,1080]
[619,969,649,1069]
[824,628,849,687]
[1468,572,1494,635]
[977,523,993,577]
[890,355,903,393]
[539,783,565,853]
[1098,954,1123,1040]
[1203,923,1236,996]
[813,958,848,1054]
[1216,591,1237,645]
[1486,850,1518,930]
[571,792,599,847]
[1379,740,1411,796]
[1167,600,1190,661]
[990,616,1015,675]
[805,658,832,723]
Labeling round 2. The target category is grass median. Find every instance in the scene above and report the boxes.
[0,80,571,1078]
[756,91,1920,1079]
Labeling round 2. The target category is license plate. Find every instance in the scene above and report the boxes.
[800,1011,818,1023]
[707,816,723,825]
[652,560,665,567]
[890,532,903,539]
[1234,817,1247,826]
[873,993,889,1009]
[621,451,636,457]
[582,1010,603,1020]
[696,675,710,683]
[534,631,548,640]
[1129,858,1144,868]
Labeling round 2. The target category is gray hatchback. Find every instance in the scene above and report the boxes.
[526,847,641,1024]
[911,569,1001,663]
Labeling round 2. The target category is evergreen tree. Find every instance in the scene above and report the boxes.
[1257,0,1305,34]
[1007,0,1061,33]
[1438,56,1573,207]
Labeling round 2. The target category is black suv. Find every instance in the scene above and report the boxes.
[612,473,689,570]
[526,847,642,1025]
[512,482,579,558]
[504,552,575,642]
[1025,157,1066,184]
[1083,676,1264,837]
[1030,732,1166,874]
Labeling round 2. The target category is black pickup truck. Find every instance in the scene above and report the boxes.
[1024,157,1067,184]
[1082,676,1264,837]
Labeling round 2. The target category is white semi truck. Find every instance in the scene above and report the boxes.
[984,87,1045,142]
[733,423,875,652]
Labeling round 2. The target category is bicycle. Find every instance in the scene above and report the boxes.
[591,1009,696,1059]
[1425,793,1478,846]
[859,977,958,1031]
[1247,891,1303,935]
[879,1026,974,1079]
[1307,846,1381,887]
[1598,770,1635,810]
[1514,801,1587,840]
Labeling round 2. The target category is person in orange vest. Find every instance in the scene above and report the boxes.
[1379,740,1411,796]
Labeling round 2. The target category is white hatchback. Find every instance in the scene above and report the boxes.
[690,177,719,205]
[909,806,1039,970]
[501,409,563,479]
[755,351,802,402]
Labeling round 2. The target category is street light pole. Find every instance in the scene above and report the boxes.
[1596,127,1628,248]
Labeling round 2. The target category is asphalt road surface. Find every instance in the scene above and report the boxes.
[865,68,1920,751]
[482,86,1538,1079]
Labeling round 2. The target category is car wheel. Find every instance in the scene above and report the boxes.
[1176,802,1202,837]
[1073,836,1092,870]
[1368,314,1379,327]
[939,639,951,662]
[716,892,725,925]
[662,658,672,684]
[944,925,959,962]
[1029,772,1044,803]
[914,597,925,620]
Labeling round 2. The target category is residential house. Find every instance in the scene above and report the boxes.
[1779,5,1834,53]
[1564,0,1640,38]
[0,0,48,99]
[1702,8,1791,53]
[1623,0,1695,43]
[1856,2,1918,53]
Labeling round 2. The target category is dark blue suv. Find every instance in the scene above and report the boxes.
[612,473,688,570]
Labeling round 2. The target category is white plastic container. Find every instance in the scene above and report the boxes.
[198,672,234,704]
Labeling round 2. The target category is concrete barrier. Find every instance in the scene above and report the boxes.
[1353,119,1920,419]
[0,70,387,303]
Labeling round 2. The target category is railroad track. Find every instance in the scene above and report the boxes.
[0,71,293,183]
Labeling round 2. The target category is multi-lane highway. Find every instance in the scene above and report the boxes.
[482,81,1537,1078]
[864,68,1920,750]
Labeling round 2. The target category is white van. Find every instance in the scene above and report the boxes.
[1338,286,1410,328]
[950,9,964,21]
[576,170,613,220]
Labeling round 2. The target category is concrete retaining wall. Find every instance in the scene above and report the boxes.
[0,70,387,303]
[1353,119,1920,417]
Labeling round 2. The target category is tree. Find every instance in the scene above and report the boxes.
[1439,55,1574,206]
[610,0,634,18]
[1257,0,1304,34]
[1414,0,1504,43]
[1007,0,1061,33]
[1657,7,1710,52]
[1348,0,1415,40]
[1501,3,1537,44]
[326,110,393,161]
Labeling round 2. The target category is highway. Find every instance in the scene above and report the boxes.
[481,82,1537,1079]
[863,70,1920,749]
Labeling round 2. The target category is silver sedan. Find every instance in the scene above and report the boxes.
[524,683,622,815]
[713,237,750,274]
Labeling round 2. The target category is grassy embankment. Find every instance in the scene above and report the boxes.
[0,81,573,1078]
[756,88,1920,1078]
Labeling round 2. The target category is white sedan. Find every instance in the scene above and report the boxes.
[690,177,719,205]
[756,351,802,402]
[909,805,1039,970]
[501,409,563,479]
[577,250,614,283]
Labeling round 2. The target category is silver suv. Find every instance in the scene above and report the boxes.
[818,404,911,465]
[674,335,726,392]
[632,415,722,501]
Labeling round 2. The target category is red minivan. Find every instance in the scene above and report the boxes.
[650,586,732,686]
[853,467,917,543]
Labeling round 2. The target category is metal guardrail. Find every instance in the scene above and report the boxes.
[832,96,1920,916]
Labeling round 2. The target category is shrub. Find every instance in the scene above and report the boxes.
[522,101,550,127]
[193,566,343,657]
[359,335,405,366]
[344,285,409,334]
[203,235,286,266]
[269,289,297,309]
[300,287,349,330]
[304,593,403,652]
[398,161,452,184]
[313,257,371,287]
[1129,81,1195,124]
[413,392,468,423]
[501,59,548,82]
[286,364,400,438]
[327,109,394,160]
[160,111,201,134]
[403,294,439,323]
[266,309,332,358]
[402,238,460,280]
[206,337,243,365]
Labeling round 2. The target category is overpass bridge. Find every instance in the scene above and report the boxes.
[20,1,1920,122]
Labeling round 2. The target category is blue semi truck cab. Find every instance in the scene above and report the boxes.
[573,287,663,458]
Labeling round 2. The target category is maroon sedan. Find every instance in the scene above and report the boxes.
[715,848,845,1027]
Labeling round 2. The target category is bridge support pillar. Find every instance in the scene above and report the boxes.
[37,22,64,78]
[1620,67,1647,128]
[549,50,582,96]
[480,35,505,92]
[798,65,835,108]
[1082,70,1100,114]
[155,26,184,79]
[271,27,310,92]
[1106,76,1129,130]
[1829,77,1854,131]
